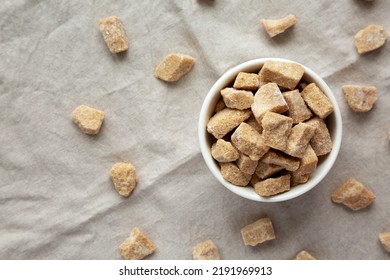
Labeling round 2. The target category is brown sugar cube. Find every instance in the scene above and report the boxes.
[293,250,317,260]
[207,108,251,139]
[331,177,376,211]
[236,153,258,175]
[214,98,226,113]
[260,14,297,38]
[221,88,254,110]
[294,145,318,175]
[98,16,129,54]
[342,85,378,112]
[109,162,137,197]
[72,105,105,135]
[305,117,333,156]
[299,82,308,90]
[284,123,316,158]
[251,83,289,123]
[257,69,291,91]
[301,83,334,119]
[282,90,313,124]
[260,61,304,90]
[379,232,390,253]
[245,114,263,134]
[255,161,284,179]
[290,172,309,186]
[241,217,276,246]
[250,173,261,187]
[155,53,195,82]
[192,240,220,260]
[261,150,300,172]
[258,68,269,87]
[354,24,388,54]
[231,123,270,161]
[119,227,156,260]
[233,72,260,91]
[262,112,293,151]
[220,162,251,186]
[254,174,291,197]
[211,139,239,162]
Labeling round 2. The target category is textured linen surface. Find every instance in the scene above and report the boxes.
[1,0,389,259]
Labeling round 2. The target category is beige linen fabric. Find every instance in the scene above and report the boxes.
[0,0,389,259]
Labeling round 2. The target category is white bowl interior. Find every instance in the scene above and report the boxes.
[198,58,342,202]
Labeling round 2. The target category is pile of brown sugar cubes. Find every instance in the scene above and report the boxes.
[207,60,334,197]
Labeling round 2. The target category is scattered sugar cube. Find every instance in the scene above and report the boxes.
[379,232,390,253]
[241,217,276,246]
[72,105,105,135]
[354,24,388,54]
[119,227,156,260]
[109,162,137,197]
[260,14,297,38]
[155,53,195,82]
[342,85,377,112]
[331,177,376,211]
[193,240,220,260]
[98,16,129,53]
[293,250,317,260]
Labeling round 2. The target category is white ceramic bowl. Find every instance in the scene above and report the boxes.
[198,58,342,202]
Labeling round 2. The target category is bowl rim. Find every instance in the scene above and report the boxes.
[198,57,342,202]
